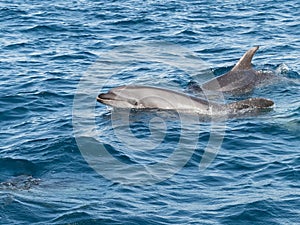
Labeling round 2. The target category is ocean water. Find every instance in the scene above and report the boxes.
[0,0,299,224]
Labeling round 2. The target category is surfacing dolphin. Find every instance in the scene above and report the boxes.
[189,46,275,95]
[97,85,274,116]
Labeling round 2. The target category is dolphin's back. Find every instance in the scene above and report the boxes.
[113,85,210,112]
[191,46,268,95]
[201,70,257,94]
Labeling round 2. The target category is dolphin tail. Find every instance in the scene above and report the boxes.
[228,97,274,110]
[231,46,259,71]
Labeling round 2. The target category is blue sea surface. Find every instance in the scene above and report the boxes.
[0,0,299,224]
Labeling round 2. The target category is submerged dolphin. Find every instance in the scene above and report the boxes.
[189,46,275,95]
[97,85,274,115]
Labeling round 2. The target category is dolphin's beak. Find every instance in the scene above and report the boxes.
[97,92,135,108]
[97,93,116,103]
[98,93,114,99]
[97,92,129,108]
[97,93,105,103]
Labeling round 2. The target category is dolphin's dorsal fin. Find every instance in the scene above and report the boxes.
[231,46,259,71]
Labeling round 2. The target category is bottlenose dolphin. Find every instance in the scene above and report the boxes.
[189,46,275,95]
[97,85,274,115]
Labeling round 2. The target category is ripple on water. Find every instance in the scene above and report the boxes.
[0,0,299,224]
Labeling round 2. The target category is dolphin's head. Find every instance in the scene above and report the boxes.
[97,87,139,108]
[228,97,274,110]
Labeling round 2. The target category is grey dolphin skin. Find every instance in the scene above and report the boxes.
[189,46,275,95]
[97,85,274,115]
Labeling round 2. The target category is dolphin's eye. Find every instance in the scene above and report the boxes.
[128,99,138,106]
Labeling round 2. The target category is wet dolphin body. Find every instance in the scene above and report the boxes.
[189,46,275,95]
[97,85,274,115]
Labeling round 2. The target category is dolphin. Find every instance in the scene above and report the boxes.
[97,85,274,115]
[189,46,275,95]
